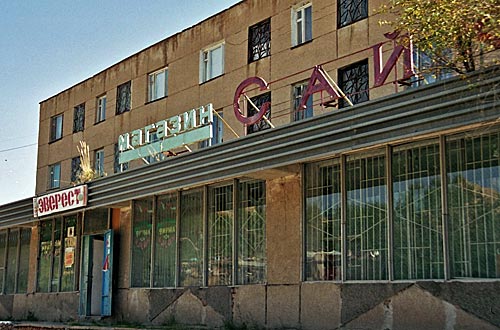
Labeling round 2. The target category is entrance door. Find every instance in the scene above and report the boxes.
[79,230,114,317]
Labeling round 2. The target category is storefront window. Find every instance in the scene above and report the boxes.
[37,221,53,292]
[447,131,500,278]
[237,180,266,284]
[61,216,77,291]
[208,184,233,286]
[392,140,444,280]
[131,198,153,287]
[179,189,204,286]
[305,160,342,281]
[17,228,31,293]
[346,152,388,280]
[5,229,19,294]
[154,193,177,287]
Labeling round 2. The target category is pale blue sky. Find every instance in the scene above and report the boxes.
[0,0,239,205]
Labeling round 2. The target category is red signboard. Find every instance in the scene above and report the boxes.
[33,185,87,217]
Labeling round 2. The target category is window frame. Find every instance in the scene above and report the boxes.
[116,81,132,115]
[96,95,107,124]
[148,67,168,102]
[200,42,225,83]
[291,3,313,47]
[73,103,85,133]
[49,114,63,143]
[48,163,61,190]
[337,0,368,28]
[94,148,105,177]
[292,81,313,121]
[248,18,271,63]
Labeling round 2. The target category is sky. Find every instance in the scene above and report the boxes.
[0,0,239,205]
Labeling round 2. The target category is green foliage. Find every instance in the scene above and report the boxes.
[379,0,500,74]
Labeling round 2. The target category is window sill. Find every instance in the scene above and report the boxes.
[48,138,63,144]
[199,73,225,86]
[291,39,313,50]
[94,119,106,126]
[145,95,168,105]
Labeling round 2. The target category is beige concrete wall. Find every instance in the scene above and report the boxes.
[36,0,401,195]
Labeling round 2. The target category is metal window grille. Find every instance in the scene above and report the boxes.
[247,92,271,134]
[154,193,177,287]
[237,180,266,284]
[73,103,85,133]
[71,157,81,183]
[131,198,153,287]
[346,152,388,280]
[338,0,368,28]
[305,160,342,281]
[392,140,444,280]
[116,81,131,114]
[208,184,233,286]
[248,19,271,63]
[338,60,369,108]
[179,189,204,286]
[447,131,500,278]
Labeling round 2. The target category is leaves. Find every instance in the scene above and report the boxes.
[379,0,500,74]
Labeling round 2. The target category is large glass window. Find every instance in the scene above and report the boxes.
[338,0,368,28]
[447,131,500,278]
[248,19,271,63]
[154,193,177,287]
[0,228,31,294]
[208,184,233,286]
[292,3,312,47]
[131,198,153,287]
[392,140,444,280]
[305,160,342,281]
[179,189,204,286]
[237,180,266,284]
[346,152,388,280]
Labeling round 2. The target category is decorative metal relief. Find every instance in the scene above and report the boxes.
[247,92,271,134]
[116,81,131,114]
[338,60,369,108]
[73,104,85,133]
[338,0,368,28]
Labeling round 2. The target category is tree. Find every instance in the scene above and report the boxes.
[379,0,500,75]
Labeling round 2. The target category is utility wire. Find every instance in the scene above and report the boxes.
[0,143,37,153]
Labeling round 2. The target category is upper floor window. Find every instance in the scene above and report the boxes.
[48,163,61,189]
[148,67,168,102]
[94,148,105,177]
[247,92,271,135]
[338,59,369,108]
[50,114,63,142]
[96,95,106,123]
[292,81,313,121]
[338,0,368,28]
[248,18,271,63]
[200,111,224,148]
[292,3,312,47]
[73,103,85,133]
[71,157,81,184]
[116,81,131,115]
[200,42,224,83]
[114,144,129,174]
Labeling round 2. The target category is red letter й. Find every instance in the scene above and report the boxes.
[373,32,414,87]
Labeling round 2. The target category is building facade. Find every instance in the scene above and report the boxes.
[0,0,499,329]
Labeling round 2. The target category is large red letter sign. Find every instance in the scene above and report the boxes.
[298,66,341,110]
[233,77,270,125]
[373,32,414,87]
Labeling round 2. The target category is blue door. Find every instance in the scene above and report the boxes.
[101,229,113,316]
